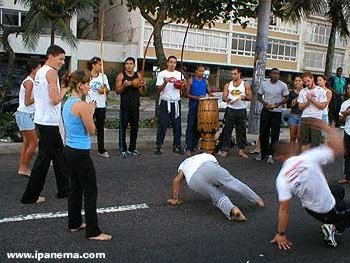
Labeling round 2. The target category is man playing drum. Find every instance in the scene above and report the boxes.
[218,67,252,158]
[185,64,211,156]
[168,153,264,220]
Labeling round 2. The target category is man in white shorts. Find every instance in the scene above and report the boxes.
[168,153,264,220]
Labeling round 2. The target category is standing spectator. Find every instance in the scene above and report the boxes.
[115,57,146,158]
[154,56,185,155]
[329,67,346,127]
[21,45,69,204]
[317,75,332,126]
[185,64,210,156]
[63,70,111,241]
[257,68,289,164]
[338,83,350,184]
[287,76,303,150]
[15,60,41,176]
[86,57,110,158]
[218,67,252,158]
[298,72,327,152]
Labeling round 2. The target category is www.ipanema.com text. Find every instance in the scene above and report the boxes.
[7,251,106,261]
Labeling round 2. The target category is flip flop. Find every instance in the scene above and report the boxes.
[70,223,86,233]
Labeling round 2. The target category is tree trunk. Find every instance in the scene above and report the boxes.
[324,20,337,79]
[153,22,167,70]
[248,0,272,134]
[50,22,56,45]
[0,30,16,112]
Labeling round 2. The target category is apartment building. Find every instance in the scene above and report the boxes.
[103,0,349,88]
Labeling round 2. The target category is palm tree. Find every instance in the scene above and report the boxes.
[17,0,98,49]
[276,0,350,77]
[323,0,350,78]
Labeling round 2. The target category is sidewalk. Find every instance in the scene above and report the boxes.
[0,96,290,154]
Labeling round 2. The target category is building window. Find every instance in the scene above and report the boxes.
[303,49,345,71]
[231,33,297,61]
[144,22,228,54]
[305,22,347,48]
[1,9,21,26]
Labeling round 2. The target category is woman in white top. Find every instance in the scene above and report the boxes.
[86,57,110,158]
[15,60,41,176]
[317,75,332,126]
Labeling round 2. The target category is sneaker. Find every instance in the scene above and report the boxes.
[154,146,162,155]
[255,154,262,161]
[320,224,337,247]
[120,152,127,158]
[173,146,184,154]
[266,155,274,164]
[98,151,110,158]
[127,150,141,156]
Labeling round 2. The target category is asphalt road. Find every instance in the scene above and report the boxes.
[0,145,349,263]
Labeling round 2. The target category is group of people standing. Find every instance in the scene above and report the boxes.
[13,44,350,248]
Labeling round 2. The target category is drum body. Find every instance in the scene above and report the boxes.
[197,97,219,153]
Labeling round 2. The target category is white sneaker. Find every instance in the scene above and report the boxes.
[266,155,274,164]
[320,224,337,247]
[98,151,110,158]
[255,154,262,161]
[127,150,141,156]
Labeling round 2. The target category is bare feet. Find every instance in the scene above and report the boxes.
[238,150,248,158]
[218,151,228,158]
[88,233,112,241]
[18,170,31,177]
[70,223,86,232]
[35,196,45,204]
[338,178,350,184]
[231,207,247,222]
[257,199,265,207]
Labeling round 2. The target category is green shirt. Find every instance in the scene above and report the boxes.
[334,76,346,94]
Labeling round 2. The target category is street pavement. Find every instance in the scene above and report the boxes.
[0,145,349,263]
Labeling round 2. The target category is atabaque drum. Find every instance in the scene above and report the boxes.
[197,97,219,153]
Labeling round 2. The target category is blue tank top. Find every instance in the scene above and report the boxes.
[63,97,91,150]
[189,76,207,108]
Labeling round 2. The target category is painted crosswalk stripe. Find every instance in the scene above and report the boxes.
[0,203,149,224]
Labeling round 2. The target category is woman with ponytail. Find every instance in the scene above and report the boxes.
[63,70,111,241]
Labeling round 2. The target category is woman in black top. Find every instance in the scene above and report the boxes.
[287,76,303,150]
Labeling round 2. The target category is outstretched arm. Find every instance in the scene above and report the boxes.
[270,199,292,250]
[167,170,185,205]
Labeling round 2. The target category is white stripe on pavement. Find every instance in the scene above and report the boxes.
[0,203,149,224]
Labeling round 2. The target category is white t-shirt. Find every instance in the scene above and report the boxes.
[276,145,335,213]
[156,70,182,101]
[339,99,350,135]
[178,153,218,184]
[33,64,61,126]
[17,76,35,113]
[86,73,110,108]
[298,86,327,119]
[227,80,247,110]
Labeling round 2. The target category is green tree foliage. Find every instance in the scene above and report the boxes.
[126,0,258,69]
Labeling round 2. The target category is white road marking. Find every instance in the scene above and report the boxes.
[0,203,149,224]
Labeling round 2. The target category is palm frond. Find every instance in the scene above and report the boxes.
[55,18,78,48]
[21,13,43,51]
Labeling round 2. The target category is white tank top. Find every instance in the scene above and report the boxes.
[33,64,61,126]
[227,80,247,110]
[17,76,35,113]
